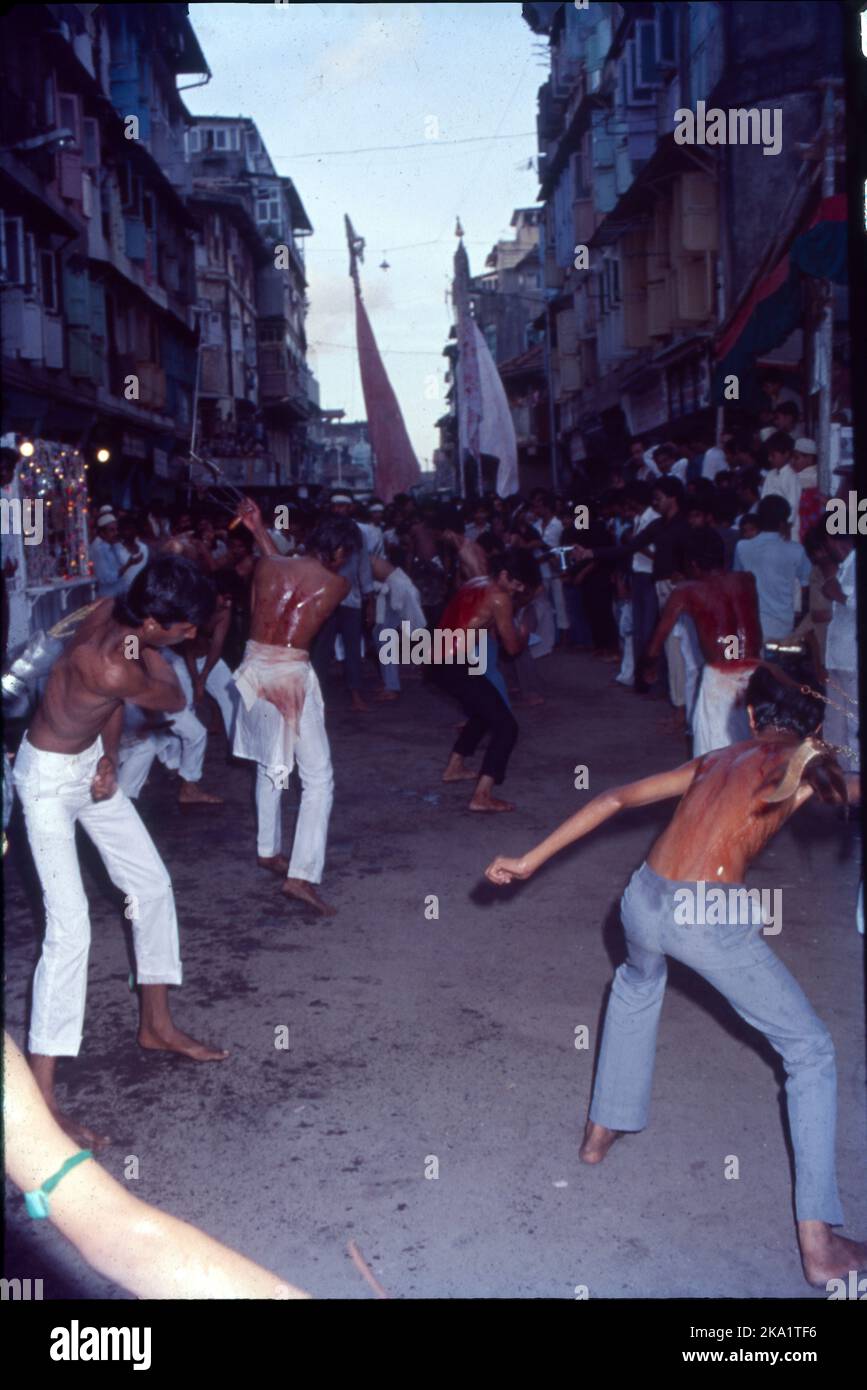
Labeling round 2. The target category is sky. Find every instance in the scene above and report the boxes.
[185,1,546,470]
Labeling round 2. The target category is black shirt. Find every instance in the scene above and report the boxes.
[590,513,692,581]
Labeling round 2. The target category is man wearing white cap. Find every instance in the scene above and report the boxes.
[91,514,140,598]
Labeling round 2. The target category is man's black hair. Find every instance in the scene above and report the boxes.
[488,547,541,590]
[651,476,685,506]
[802,522,831,562]
[307,516,362,562]
[744,665,823,738]
[685,528,725,572]
[756,494,791,531]
[214,567,244,602]
[774,401,799,421]
[113,557,216,630]
[764,430,794,456]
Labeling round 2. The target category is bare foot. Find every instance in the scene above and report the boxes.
[258,854,290,876]
[799,1221,867,1287]
[579,1119,624,1165]
[442,753,477,783]
[178,783,224,806]
[138,1027,229,1061]
[374,690,400,702]
[50,1106,111,1151]
[282,878,337,916]
[350,693,370,713]
[468,792,516,812]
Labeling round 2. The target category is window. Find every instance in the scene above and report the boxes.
[246,129,260,154]
[58,92,81,144]
[143,191,156,231]
[215,128,227,149]
[228,126,240,151]
[188,127,201,153]
[82,118,100,169]
[40,249,59,311]
[120,166,142,218]
[1,215,25,285]
[45,74,56,128]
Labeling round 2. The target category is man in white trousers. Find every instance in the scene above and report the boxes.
[13,557,228,1150]
[231,499,353,917]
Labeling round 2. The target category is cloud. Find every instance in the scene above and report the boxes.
[306,267,396,346]
[305,3,422,97]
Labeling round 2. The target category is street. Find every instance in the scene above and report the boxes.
[4,649,864,1300]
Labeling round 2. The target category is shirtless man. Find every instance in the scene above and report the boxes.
[231,499,352,916]
[486,664,866,1287]
[12,556,228,1149]
[431,550,538,813]
[641,533,763,755]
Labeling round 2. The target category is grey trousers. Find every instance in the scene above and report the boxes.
[589,862,844,1225]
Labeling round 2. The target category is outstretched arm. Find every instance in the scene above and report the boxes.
[485,759,700,884]
[3,1033,309,1300]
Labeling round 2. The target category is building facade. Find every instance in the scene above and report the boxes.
[522,0,849,486]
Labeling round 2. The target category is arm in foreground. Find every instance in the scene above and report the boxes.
[3,1033,310,1300]
[485,759,700,885]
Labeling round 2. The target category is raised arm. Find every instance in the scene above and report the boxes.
[485,759,700,885]
[235,497,278,558]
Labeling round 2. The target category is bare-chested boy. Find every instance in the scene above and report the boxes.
[431,550,538,813]
[486,664,865,1286]
[13,556,228,1149]
[231,499,353,916]
[643,535,763,755]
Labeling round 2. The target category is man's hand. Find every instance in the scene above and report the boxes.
[572,545,594,563]
[91,755,118,802]
[235,497,264,534]
[822,576,845,604]
[192,675,207,706]
[485,854,534,886]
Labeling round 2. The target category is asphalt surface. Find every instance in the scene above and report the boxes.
[4,648,865,1299]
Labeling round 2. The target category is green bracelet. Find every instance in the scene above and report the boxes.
[24,1150,93,1219]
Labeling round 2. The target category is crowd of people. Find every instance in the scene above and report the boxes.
[3,380,864,1296]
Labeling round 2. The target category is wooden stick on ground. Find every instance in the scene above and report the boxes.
[347,1239,391,1299]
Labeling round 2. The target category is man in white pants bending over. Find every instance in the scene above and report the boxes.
[231,499,354,917]
[13,557,228,1150]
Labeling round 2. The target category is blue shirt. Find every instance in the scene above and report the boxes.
[733,532,811,640]
[92,537,124,596]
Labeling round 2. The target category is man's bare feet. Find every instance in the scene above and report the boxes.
[29,1055,112,1149]
[579,1119,624,1165]
[798,1220,867,1287]
[350,693,370,713]
[468,792,516,812]
[282,878,337,916]
[442,753,478,783]
[52,1105,111,1151]
[138,1026,229,1062]
[374,689,400,702]
[258,854,290,876]
[178,782,224,806]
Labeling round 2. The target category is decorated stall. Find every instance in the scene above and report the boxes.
[1,436,94,656]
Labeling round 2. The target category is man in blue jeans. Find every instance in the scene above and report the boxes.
[486,665,865,1287]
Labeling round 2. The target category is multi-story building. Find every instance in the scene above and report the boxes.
[1,3,208,500]
[186,114,313,482]
[1,2,208,642]
[523,0,848,485]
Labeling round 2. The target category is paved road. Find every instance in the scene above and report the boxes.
[4,650,865,1298]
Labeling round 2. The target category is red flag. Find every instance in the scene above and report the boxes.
[354,290,420,501]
